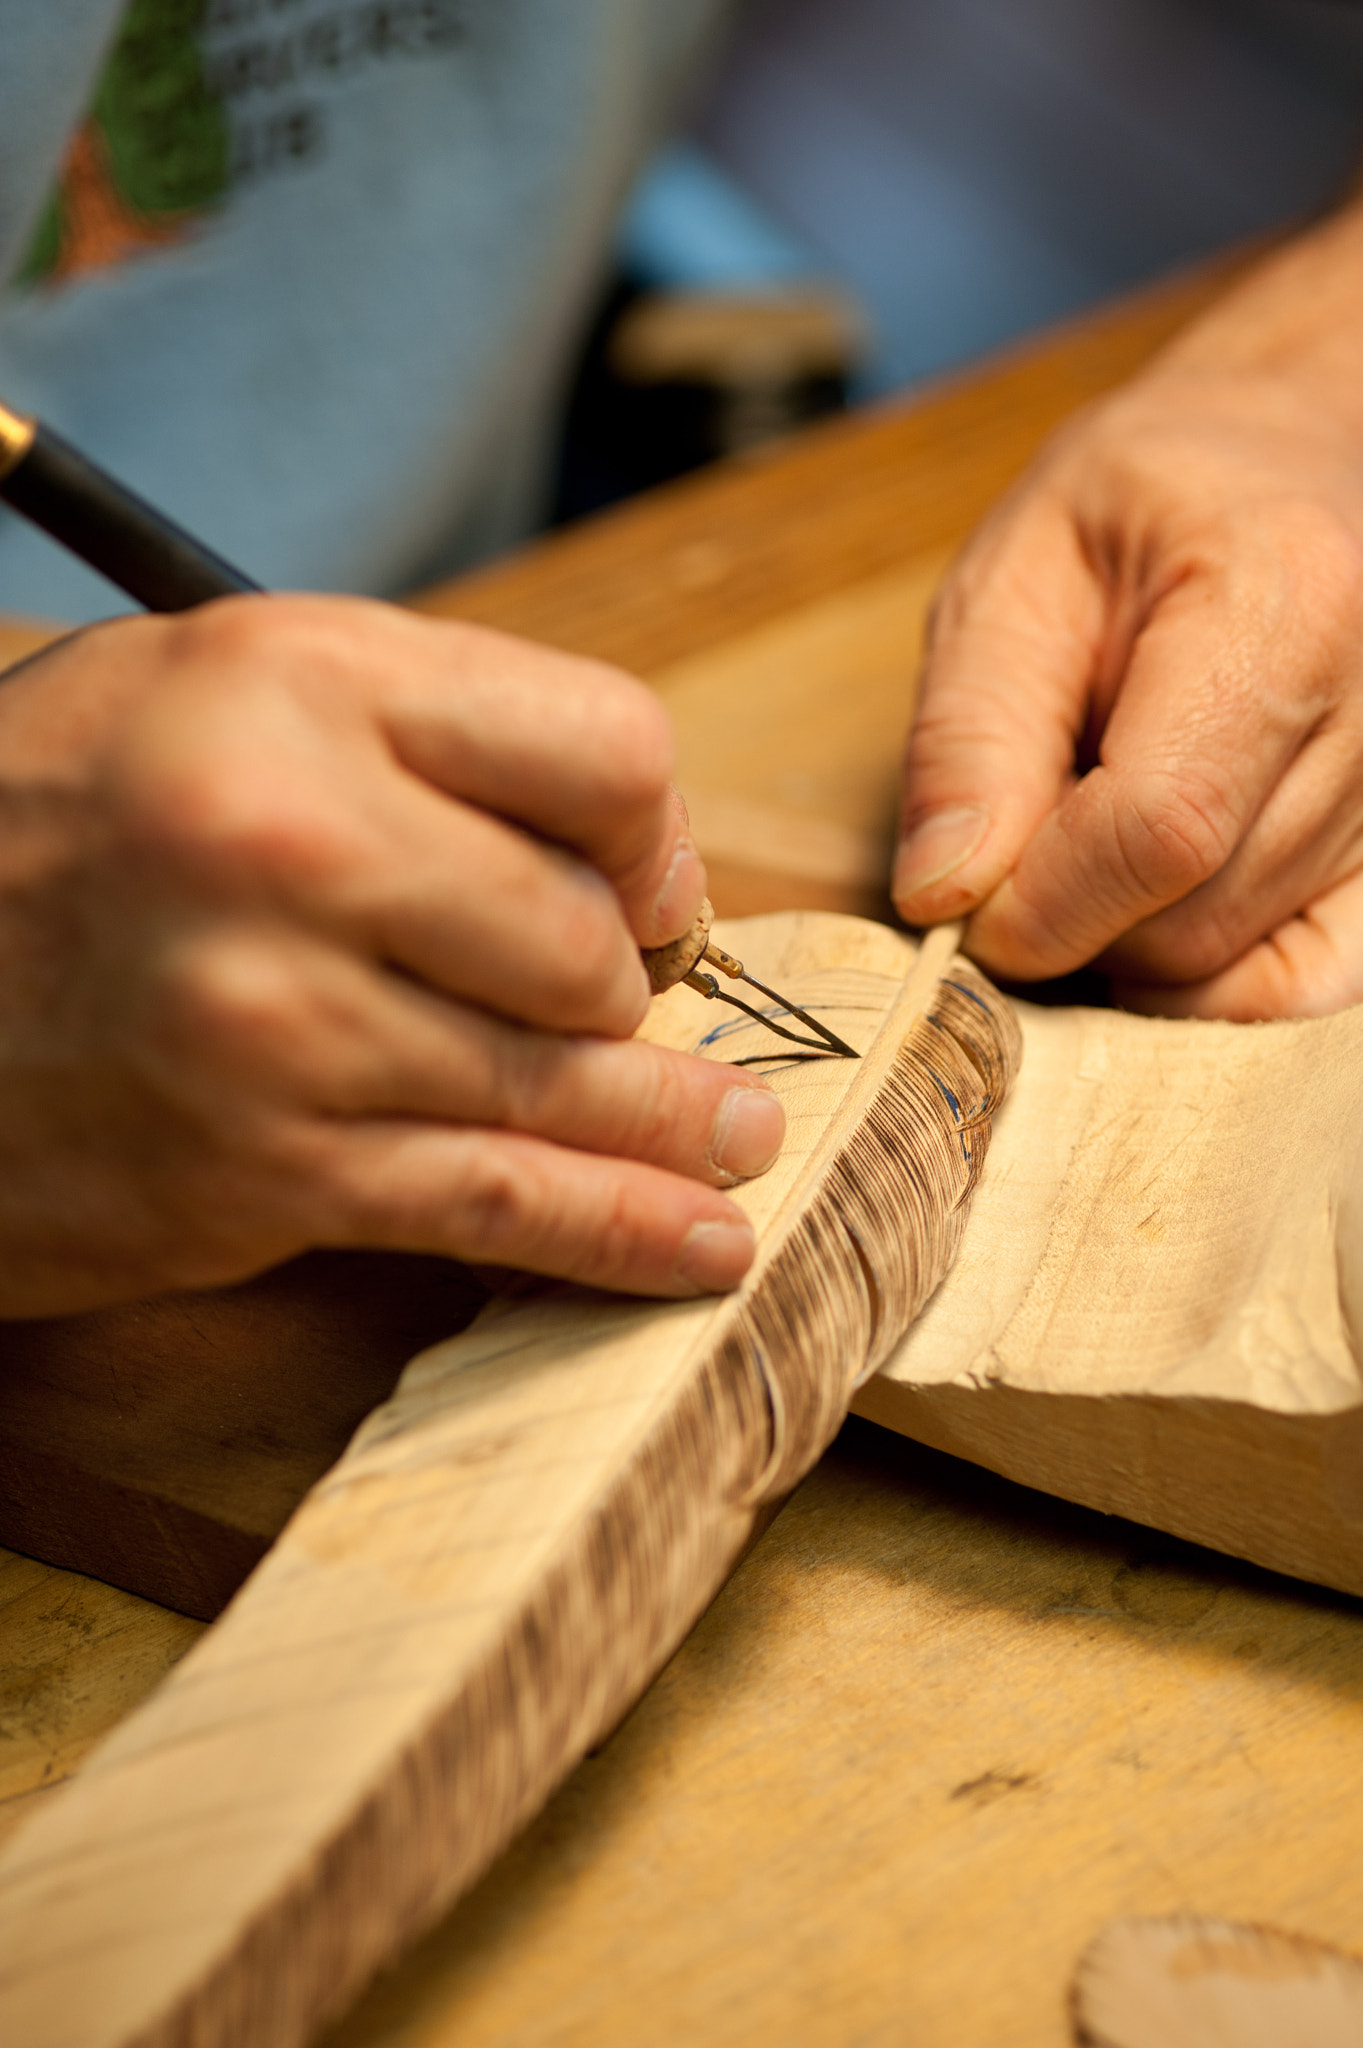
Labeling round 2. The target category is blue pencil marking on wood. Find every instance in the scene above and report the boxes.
[932,1077,963,1122]
[696,1013,765,1050]
[930,1071,974,1166]
[944,977,992,1017]
[695,997,882,1054]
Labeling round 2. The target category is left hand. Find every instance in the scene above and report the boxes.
[892,200,1363,1019]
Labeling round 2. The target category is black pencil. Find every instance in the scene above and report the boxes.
[0,398,259,612]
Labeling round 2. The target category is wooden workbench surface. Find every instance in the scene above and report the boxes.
[6,249,1363,2045]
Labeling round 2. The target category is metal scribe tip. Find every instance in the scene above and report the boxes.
[683,943,860,1059]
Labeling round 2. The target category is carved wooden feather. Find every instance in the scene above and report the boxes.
[0,914,1019,2048]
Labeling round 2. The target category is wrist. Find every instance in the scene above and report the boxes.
[1148,198,1363,440]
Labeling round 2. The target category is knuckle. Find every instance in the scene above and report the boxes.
[592,1178,650,1277]
[906,693,990,772]
[926,545,1001,647]
[930,477,1077,621]
[1164,922,1240,984]
[456,1140,550,1260]
[271,1126,377,1240]
[161,592,358,680]
[456,1143,641,1279]
[513,1040,695,1162]
[326,1129,554,1260]
[572,662,675,808]
[471,1022,545,1132]
[576,1042,675,1158]
[618,1050,684,1158]
[546,885,637,1015]
[487,1034,680,1159]
[138,769,355,895]
[1184,894,1256,978]
[1272,502,1363,635]
[115,605,372,894]
[153,932,304,1066]
[119,721,358,895]
[1112,770,1238,903]
[158,593,287,677]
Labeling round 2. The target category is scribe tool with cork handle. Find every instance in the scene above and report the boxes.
[0,398,258,610]
[642,896,858,1055]
[0,396,856,1054]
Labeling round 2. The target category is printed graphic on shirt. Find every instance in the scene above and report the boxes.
[207,0,468,180]
[18,0,468,288]
[20,0,230,284]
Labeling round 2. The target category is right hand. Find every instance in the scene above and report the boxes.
[0,595,784,1316]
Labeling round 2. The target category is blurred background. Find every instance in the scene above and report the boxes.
[556,0,1363,519]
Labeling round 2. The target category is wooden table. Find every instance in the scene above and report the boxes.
[6,249,1363,2048]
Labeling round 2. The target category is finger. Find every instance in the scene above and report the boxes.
[359,992,787,1190]
[119,602,701,1020]
[159,924,786,1186]
[162,597,705,949]
[1114,866,1363,1021]
[642,784,710,950]
[360,776,653,1033]
[965,529,1336,981]
[318,1122,759,1296]
[1099,715,1363,983]
[143,715,654,1037]
[893,489,1105,924]
[180,596,672,863]
[368,607,706,943]
[154,923,786,1185]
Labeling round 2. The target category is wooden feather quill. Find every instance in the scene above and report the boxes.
[0,913,1020,2048]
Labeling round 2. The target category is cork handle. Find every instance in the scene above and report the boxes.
[642,897,715,996]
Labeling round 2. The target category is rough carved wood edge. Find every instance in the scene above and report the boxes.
[859,995,1363,1598]
[0,914,1019,2048]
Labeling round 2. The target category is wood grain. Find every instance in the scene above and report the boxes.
[0,549,945,1616]
[311,1424,1363,2048]
[657,551,949,921]
[0,1254,490,1619]
[0,916,1018,2048]
[1072,1915,1363,2047]
[410,251,1257,674]
[0,1547,201,1828]
[857,997,1363,1597]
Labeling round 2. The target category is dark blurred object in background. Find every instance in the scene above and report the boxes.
[555,0,1363,521]
[610,288,865,462]
[554,141,865,522]
[555,280,865,522]
[694,0,1363,395]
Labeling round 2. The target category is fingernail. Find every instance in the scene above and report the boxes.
[893,804,990,904]
[672,1215,757,1293]
[647,833,706,946]
[707,1085,786,1183]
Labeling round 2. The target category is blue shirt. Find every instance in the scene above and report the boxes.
[0,0,728,620]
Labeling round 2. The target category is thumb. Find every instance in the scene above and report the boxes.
[893,494,1104,925]
[965,539,1312,983]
